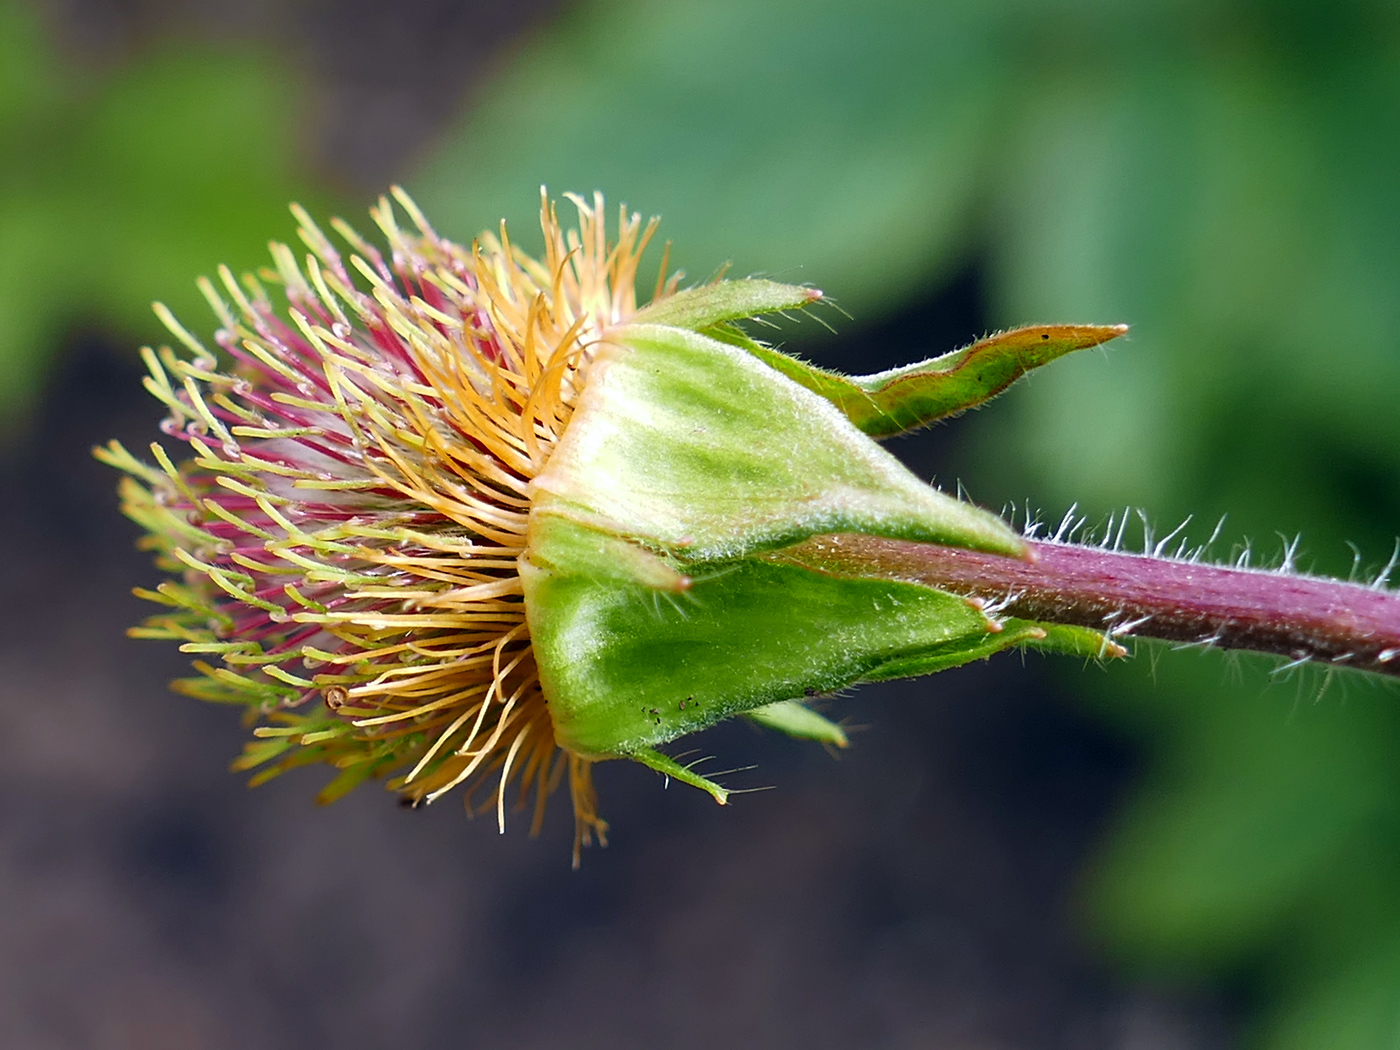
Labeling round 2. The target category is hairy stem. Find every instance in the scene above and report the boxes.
[787,534,1400,678]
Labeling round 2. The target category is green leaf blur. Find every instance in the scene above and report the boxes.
[0,0,327,424]
[411,0,1400,1042]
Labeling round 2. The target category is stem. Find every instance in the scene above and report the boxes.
[789,534,1400,679]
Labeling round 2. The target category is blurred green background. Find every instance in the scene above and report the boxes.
[5,0,1400,1044]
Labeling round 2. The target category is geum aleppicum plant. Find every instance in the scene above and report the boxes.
[100,189,1400,863]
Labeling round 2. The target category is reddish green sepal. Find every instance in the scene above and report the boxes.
[719,323,1129,438]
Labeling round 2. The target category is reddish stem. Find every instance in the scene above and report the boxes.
[795,534,1400,678]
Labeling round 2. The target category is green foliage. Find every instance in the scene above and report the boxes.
[413,0,1005,311]
[0,0,327,422]
[1083,655,1400,1047]
[413,0,1400,1038]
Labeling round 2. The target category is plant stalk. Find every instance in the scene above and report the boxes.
[787,534,1400,678]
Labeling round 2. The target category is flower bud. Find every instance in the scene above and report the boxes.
[101,189,1121,861]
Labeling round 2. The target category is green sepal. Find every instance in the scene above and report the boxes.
[745,700,849,748]
[737,624,1121,744]
[523,514,1002,759]
[532,323,1024,561]
[519,502,690,592]
[632,278,821,330]
[858,617,1119,682]
[720,323,1128,439]
[857,619,1049,682]
[1018,620,1127,660]
[632,748,730,804]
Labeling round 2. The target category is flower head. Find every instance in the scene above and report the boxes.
[103,189,1121,862]
[101,189,667,857]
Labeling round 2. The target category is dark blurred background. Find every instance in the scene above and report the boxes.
[4,0,1400,1046]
